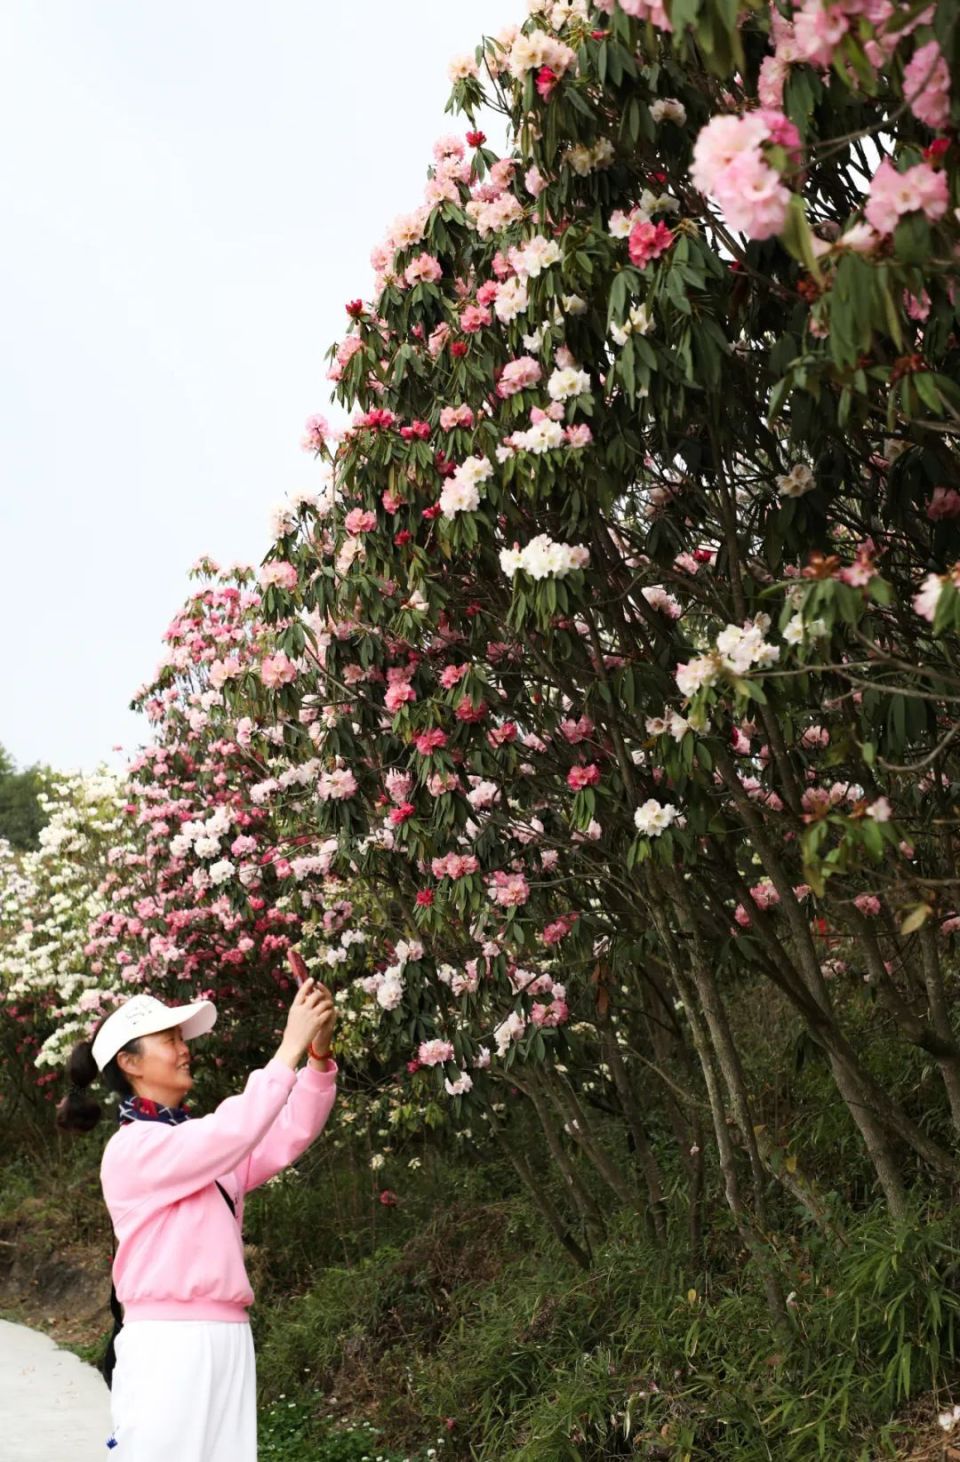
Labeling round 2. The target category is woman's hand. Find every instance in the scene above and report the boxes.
[275,976,336,1069]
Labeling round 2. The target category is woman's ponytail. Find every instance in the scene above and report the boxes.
[56,1037,102,1133]
[55,1011,139,1134]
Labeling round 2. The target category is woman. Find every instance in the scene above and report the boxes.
[56,959,337,1461]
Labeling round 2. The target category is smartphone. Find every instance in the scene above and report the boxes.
[289,948,309,987]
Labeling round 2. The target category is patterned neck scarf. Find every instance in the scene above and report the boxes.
[118,1095,191,1126]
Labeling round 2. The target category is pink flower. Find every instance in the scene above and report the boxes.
[418,1039,455,1067]
[854,894,882,916]
[301,413,330,452]
[385,769,414,804]
[691,112,791,240]
[489,870,530,906]
[865,160,949,236]
[628,218,674,267]
[792,0,849,67]
[720,149,791,239]
[565,424,593,448]
[439,404,475,431]
[258,561,298,591]
[567,764,600,789]
[344,508,377,535]
[497,356,542,398]
[904,41,951,132]
[404,252,443,287]
[927,487,960,521]
[320,767,358,801]
[559,716,594,744]
[440,663,470,689]
[260,653,297,688]
[460,304,492,333]
[800,725,829,749]
[385,682,417,713]
[389,802,416,824]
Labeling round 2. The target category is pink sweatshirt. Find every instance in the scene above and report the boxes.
[100,1056,338,1322]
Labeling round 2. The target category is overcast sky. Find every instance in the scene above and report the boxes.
[1,0,507,774]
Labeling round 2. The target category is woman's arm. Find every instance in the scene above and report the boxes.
[237,1058,339,1194]
[238,979,338,1192]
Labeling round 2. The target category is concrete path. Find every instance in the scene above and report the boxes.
[0,1318,113,1459]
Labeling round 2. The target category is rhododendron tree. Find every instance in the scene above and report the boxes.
[208,0,960,1295]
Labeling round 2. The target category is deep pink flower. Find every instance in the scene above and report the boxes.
[415,728,448,754]
[567,764,601,789]
[628,218,674,267]
[536,65,559,100]
[385,682,417,713]
[460,304,492,333]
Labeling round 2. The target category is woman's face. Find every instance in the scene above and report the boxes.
[118,1025,194,1105]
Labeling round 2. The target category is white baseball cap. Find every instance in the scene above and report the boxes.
[91,994,218,1072]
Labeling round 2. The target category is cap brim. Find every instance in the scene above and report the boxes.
[168,1000,218,1042]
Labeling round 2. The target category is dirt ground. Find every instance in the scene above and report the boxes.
[0,1197,110,1351]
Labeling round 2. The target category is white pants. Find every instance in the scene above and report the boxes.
[108,1320,257,1460]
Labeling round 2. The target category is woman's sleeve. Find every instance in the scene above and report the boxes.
[238,1059,339,1195]
[102,1058,298,1210]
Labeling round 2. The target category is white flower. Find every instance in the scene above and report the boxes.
[493,276,529,323]
[610,302,653,346]
[547,366,591,400]
[208,858,235,885]
[494,1010,527,1056]
[675,655,718,697]
[562,294,587,315]
[511,234,562,278]
[650,97,687,125]
[913,572,942,624]
[444,1070,474,1096]
[376,973,405,1010]
[783,613,805,645]
[501,533,589,580]
[439,456,493,518]
[775,463,815,497]
[401,587,429,613]
[634,799,678,837]
[447,52,479,81]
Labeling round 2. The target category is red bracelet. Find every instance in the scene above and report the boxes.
[308,1043,333,1062]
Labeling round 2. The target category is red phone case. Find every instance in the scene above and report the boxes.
[289,949,309,986]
